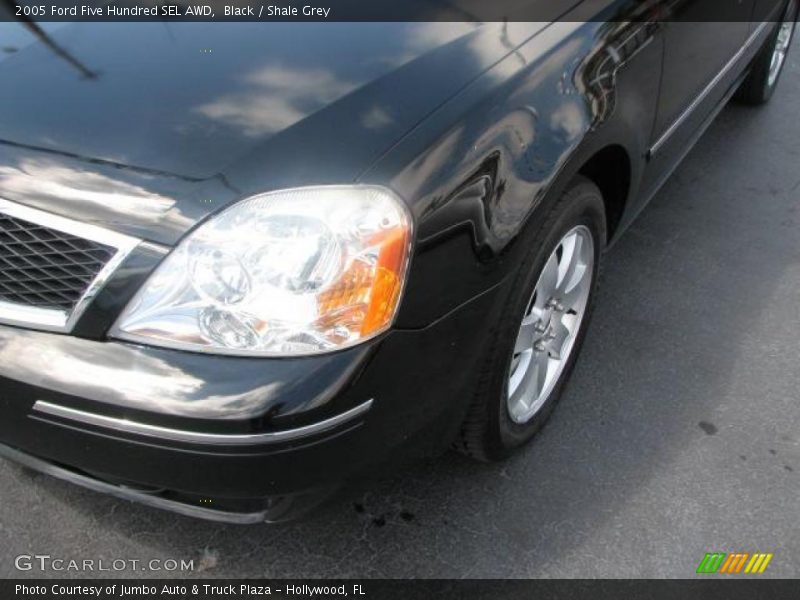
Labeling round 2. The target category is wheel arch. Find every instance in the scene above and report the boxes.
[577,144,632,243]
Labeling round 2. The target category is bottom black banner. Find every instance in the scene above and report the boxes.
[5,580,800,600]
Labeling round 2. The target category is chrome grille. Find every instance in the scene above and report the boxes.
[0,199,141,333]
[0,213,116,311]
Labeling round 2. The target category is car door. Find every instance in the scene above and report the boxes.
[654,1,754,140]
[640,0,755,194]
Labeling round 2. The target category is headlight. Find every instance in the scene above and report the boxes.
[112,186,412,356]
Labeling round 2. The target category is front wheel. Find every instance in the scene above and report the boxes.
[455,176,606,461]
[735,0,797,105]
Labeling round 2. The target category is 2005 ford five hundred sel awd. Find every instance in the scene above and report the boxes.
[0,1,796,522]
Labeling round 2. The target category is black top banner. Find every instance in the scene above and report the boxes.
[0,0,795,22]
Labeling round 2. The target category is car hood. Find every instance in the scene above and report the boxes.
[0,21,547,244]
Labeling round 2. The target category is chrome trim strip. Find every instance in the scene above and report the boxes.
[0,443,268,524]
[0,199,142,333]
[31,398,374,445]
[649,22,770,157]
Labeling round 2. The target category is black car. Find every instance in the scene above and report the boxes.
[0,2,796,522]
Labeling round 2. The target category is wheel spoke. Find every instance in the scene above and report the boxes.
[548,321,571,360]
[560,264,589,309]
[536,253,559,304]
[514,318,537,354]
[529,351,549,401]
[556,232,583,295]
[770,52,780,74]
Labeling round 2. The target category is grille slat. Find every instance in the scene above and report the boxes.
[0,213,116,312]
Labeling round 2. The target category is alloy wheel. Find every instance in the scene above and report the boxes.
[506,226,595,424]
[768,0,797,88]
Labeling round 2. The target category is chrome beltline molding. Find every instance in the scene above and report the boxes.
[0,198,143,333]
[649,21,770,157]
[31,398,374,445]
[0,443,270,524]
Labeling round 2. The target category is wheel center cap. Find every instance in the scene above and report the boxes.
[534,297,567,354]
[534,307,556,351]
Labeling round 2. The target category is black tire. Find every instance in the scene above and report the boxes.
[454,176,606,461]
[735,0,798,105]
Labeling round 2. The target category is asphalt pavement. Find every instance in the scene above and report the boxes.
[1,43,798,580]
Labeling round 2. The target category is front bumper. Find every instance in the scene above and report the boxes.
[0,279,507,521]
[0,443,294,524]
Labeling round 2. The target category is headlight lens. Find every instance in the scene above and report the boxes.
[113,186,412,355]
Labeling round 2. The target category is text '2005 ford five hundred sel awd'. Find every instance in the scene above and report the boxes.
[0,1,796,522]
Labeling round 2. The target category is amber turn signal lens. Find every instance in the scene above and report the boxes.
[315,225,410,338]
